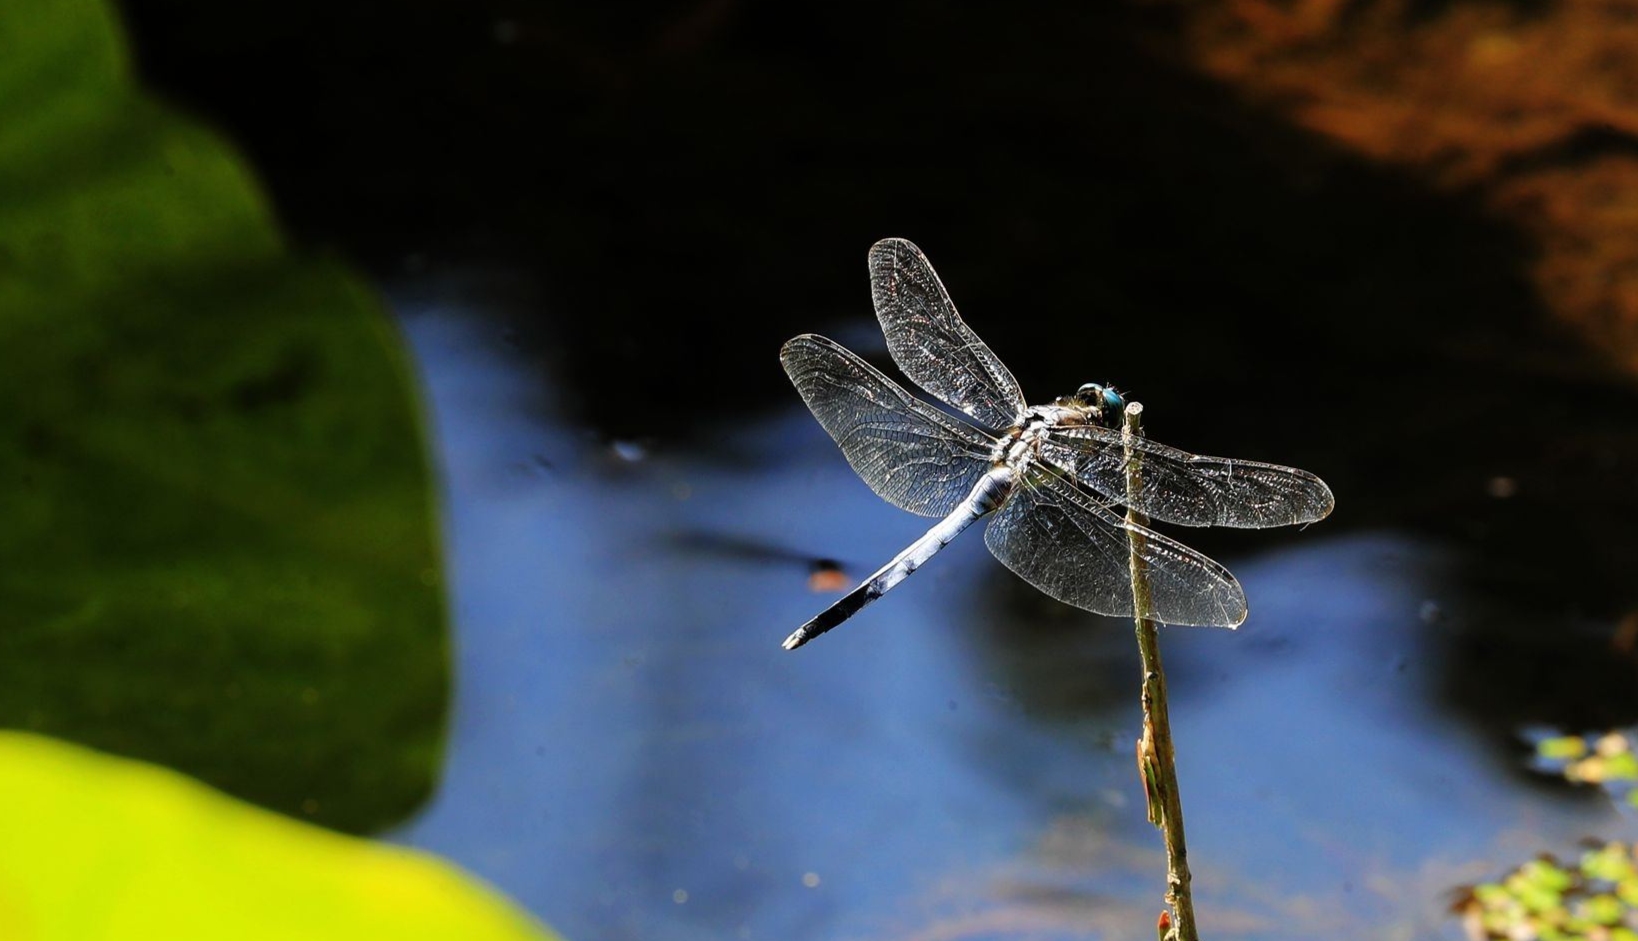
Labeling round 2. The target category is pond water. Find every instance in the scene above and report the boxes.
[385,279,1630,941]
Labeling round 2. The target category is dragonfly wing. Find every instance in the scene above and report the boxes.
[1039,427,1334,529]
[782,334,996,517]
[984,467,1247,627]
[868,238,1027,430]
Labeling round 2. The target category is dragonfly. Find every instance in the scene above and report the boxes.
[780,238,1333,650]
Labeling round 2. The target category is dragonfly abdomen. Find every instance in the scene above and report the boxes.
[782,468,1014,650]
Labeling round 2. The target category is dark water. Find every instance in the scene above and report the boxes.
[385,278,1629,941]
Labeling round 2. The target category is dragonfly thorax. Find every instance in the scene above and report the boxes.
[996,388,1125,471]
[994,405,1082,471]
[992,424,1037,470]
[1023,391,1116,432]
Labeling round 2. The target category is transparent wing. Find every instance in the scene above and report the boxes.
[1038,427,1334,529]
[984,466,1247,627]
[782,334,997,517]
[869,238,1027,430]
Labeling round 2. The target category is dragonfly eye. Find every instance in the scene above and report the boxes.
[1099,386,1126,415]
[1076,383,1127,420]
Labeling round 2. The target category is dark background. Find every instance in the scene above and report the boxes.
[115,0,1573,438]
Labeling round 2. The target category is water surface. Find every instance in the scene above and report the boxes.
[390,289,1626,941]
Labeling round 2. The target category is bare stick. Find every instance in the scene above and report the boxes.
[1123,401,1199,941]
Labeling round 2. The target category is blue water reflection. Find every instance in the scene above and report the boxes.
[390,303,1617,941]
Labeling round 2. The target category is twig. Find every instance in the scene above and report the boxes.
[1123,401,1200,941]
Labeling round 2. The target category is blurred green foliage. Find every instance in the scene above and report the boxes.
[0,732,559,941]
[1457,843,1638,941]
[0,0,448,832]
[1457,733,1638,938]
[1536,731,1638,811]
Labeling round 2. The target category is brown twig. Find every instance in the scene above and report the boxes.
[1123,401,1200,941]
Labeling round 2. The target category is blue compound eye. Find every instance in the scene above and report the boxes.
[1099,386,1126,414]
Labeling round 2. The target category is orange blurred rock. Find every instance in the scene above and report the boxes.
[1169,0,1638,366]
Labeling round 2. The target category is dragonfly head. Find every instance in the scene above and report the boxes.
[1072,382,1126,426]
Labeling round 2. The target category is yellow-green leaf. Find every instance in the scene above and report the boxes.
[0,732,561,941]
[1538,736,1590,761]
[1582,843,1634,882]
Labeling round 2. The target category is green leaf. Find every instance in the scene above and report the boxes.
[1621,875,1638,907]
[1538,736,1590,761]
[1603,751,1638,781]
[1580,892,1626,926]
[0,732,561,941]
[1583,843,1637,883]
[0,0,447,833]
[1515,858,1574,896]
